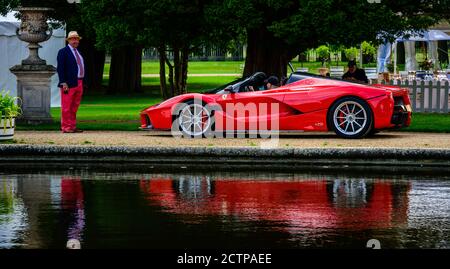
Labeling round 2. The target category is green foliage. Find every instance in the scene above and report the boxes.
[0,0,18,16]
[361,41,376,58]
[361,41,377,63]
[344,47,359,61]
[268,0,450,49]
[81,0,216,52]
[315,45,330,66]
[0,90,21,130]
[386,62,395,73]
[204,0,450,76]
[80,0,143,50]
[419,59,434,71]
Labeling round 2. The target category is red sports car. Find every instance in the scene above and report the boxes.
[140,72,412,139]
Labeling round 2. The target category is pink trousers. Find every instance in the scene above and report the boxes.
[61,80,83,132]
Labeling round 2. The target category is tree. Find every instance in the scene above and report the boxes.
[138,0,214,99]
[81,0,143,94]
[361,41,377,64]
[316,45,330,67]
[207,0,450,78]
[82,0,217,98]
[0,0,18,15]
[344,47,358,61]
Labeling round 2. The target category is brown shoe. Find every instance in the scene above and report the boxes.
[73,128,84,133]
[62,130,75,133]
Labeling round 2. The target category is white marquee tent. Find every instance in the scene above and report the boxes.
[377,30,450,74]
[0,20,66,107]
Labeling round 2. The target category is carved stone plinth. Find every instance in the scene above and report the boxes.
[10,65,56,124]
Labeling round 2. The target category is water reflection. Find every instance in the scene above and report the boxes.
[61,178,85,243]
[139,177,410,230]
[0,172,449,249]
[0,178,27,248]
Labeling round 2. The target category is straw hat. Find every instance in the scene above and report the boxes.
[66,31,82,41]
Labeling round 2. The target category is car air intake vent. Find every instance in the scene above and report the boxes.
[391,97,408,126]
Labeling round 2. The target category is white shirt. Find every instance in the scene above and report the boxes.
[68,44,85,78]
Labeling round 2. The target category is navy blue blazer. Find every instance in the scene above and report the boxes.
[57,46,88,88]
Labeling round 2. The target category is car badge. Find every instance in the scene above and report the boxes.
[222,94,227,100]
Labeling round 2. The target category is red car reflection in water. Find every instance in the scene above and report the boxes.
[139,177,410,230]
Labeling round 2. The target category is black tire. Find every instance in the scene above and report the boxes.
[367,129,380,137]
[173,100,215,138]
[328,97,373,139]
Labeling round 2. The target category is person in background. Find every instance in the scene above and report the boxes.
[342,60,369,84]
[57,31,87,133]
[264,76,280,90]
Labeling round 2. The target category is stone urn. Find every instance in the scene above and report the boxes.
[15,7,54,66]
[9,7,55,125]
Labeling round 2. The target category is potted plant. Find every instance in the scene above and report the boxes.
[382,63,395,82]
[0,90,21,141]
[316,45,330,76]
[361,41,376,64]
[344,47,359,62]
[419,59,433,71]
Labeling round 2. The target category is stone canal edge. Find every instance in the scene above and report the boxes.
[1,145,450,174]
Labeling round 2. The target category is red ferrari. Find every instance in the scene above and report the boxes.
[140,72,412,139]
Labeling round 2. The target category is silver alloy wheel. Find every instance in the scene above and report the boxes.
[178,103,211,137]
[333,101,368,136]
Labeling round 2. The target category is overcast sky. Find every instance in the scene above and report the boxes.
[0,12,18,22]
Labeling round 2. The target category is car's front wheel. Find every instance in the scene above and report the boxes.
[175,100,214,138]
[328,97,373,139]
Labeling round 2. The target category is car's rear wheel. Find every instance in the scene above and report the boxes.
[328,97,373,139]
[176,100,214,138]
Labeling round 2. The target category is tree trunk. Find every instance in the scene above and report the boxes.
[180,46,189,95]
[78,38,106,92]
[438,40,448,66]
[243,27,290,79]
[396,42,405,65]
[173,47,181,96]
[165,54,175,98]
[108,45,142,94]
[158,46,169,99]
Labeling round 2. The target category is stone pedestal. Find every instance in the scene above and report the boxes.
[9,7,55,125]
[10,64,56,124]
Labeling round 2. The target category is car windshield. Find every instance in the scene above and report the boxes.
[203,71,362,95]
[203,77,246,94]
[203,72,268,94]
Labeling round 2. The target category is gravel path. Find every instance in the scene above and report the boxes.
[8,131,450,149]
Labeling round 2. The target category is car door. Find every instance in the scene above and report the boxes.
[213,90,286,132]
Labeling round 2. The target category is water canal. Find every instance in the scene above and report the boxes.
[1,170,449,249]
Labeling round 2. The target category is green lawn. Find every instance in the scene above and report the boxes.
[403,113,450,133]
[16,94,161,131]
[140,76,238,93]
[103,61,383,76]
[104,61,245,75]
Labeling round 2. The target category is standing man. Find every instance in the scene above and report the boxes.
[57,31,87,133]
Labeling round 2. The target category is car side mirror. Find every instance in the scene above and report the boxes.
[224,86,237,93]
